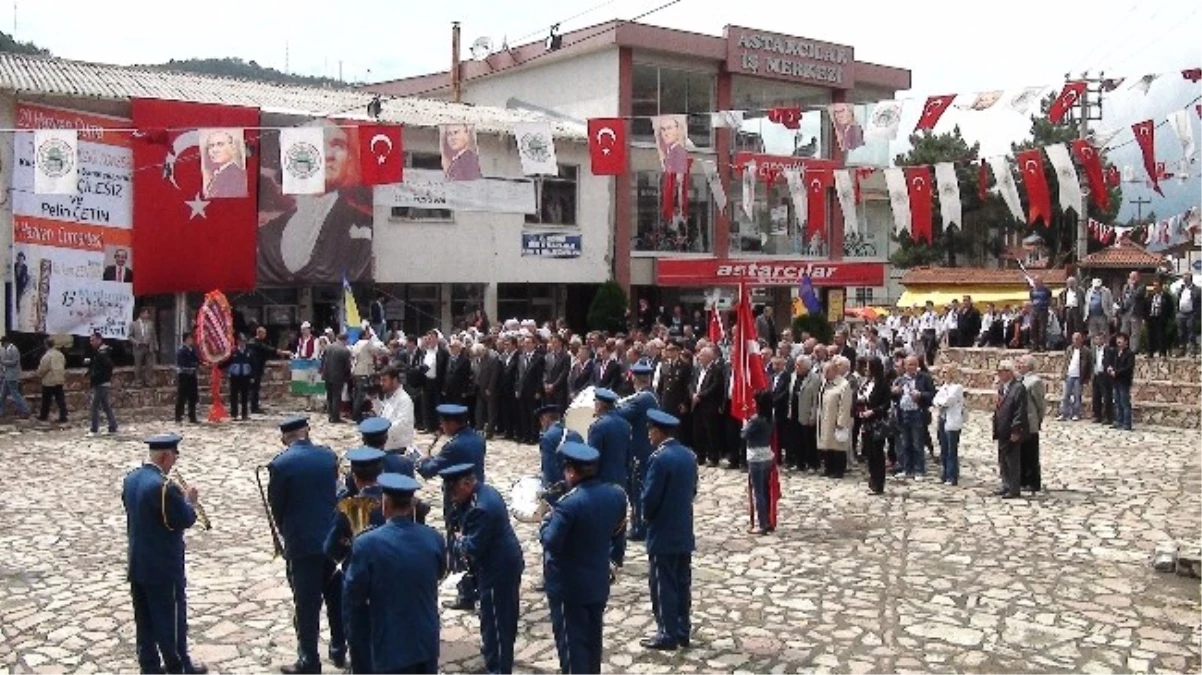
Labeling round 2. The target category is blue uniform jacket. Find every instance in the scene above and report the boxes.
[416,428,487,525]
[616,390,658,464]
[268,439,339,559]
[323,485,386,563]
[641,439,698,555]
[344,518,447,673]
[540,478,627,605]
[342,450,415,496]
[587,411,632,485]
[452,483,524,589]
[123,464,196,585]
[539,422,583,488]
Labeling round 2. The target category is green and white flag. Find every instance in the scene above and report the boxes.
[290,358,325,396]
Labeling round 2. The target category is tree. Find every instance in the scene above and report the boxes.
[1008,94,1123,265]
[0,30,50,56]
[160,57,350,87]
[587,281,628,333]
[890,126,1016,268]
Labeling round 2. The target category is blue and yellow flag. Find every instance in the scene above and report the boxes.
[342,273,362,344]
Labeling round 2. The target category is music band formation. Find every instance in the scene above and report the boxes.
[122,359,699,674]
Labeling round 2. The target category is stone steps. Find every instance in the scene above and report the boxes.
[961,389,1199,429]
[939,347,1200,385]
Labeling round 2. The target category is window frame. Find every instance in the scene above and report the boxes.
[524,164,580,227]
[388,152,455,223]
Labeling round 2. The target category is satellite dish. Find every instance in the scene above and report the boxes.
[470,37,494,60]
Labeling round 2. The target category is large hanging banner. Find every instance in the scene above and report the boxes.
[372,169,536,214]
[10,103,135,337]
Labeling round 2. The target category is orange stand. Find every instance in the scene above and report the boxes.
[207,364,228,422]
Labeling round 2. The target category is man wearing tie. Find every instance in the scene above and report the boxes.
[689,347,724,467]
[991,360,1028,500]
[130,308,159,388]
[543,335,570,410]
[515,335,545,445]
[104,248,133,283]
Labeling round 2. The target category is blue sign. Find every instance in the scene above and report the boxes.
[522,232,582,258]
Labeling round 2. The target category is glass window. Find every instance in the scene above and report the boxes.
[843,199,891,259]
[525,165,578,226]
[853,287,874,306]
[729,177,828,257]
[498,283,555,325]
[730,76,830,158]
[391,153,453,221]
[631,171,712,253]
[451,283,485,327]
[631,64,659,142]
[630,64,714,148]
[403,283,440,335]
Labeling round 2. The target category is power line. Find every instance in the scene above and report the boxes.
[1068,0,1152,74]
[1103,5,1202,73]
[509,0,621,44]
[1089,2,1199,72]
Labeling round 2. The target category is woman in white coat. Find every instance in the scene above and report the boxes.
[817,359,854,478]
[932,364,966,485]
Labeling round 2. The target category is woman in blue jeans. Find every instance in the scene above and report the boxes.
[932,365,966,485]
[741,391,776,535]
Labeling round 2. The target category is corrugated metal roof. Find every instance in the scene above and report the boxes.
[0,52,586,139]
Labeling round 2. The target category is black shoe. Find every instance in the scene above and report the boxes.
[280,664,318,675]
[442,598,475,611]
[186,663,209,675]
[1001,493,1020,500]
[993,488,1009,496]
[679,637,691,648]
[640,636,679,651]
[329,651,346,669]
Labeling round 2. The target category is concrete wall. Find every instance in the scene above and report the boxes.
[462,48,621,121]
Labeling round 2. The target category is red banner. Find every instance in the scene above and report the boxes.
[734,153,838,183]
[132,99,259,295]
[1070,139,1109,212]
[656,258,885,287]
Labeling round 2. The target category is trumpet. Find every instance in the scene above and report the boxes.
[255,465,286,559]
[169,469,211,531]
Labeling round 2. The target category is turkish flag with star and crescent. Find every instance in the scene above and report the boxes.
[914,95,956,132]
[357,124,403,185]
[903,166,933,243]
[588,118,626,175]
[1130,119,1163,196]
[1070,139,1109,212]
[1017,148,1054,226]
[132,98,260,295]
[805,169,831,240]
[1048,81,1087,124]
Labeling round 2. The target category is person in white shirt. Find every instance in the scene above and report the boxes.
[918,302,939,364]
[351,329,386,421]
[373,365,416,453]
[1056,332,1090,421]
[932,365,966,485]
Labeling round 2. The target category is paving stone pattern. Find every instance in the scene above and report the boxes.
[0,410,1198,674]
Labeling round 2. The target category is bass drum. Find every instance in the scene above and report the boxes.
[508,475,547,523]
[564,386,595,438]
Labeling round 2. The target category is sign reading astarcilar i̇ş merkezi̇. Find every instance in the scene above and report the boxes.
[724,26,855,89]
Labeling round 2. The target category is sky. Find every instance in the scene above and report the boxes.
[10,0,1202,220]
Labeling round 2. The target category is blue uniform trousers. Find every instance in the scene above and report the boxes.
[548,599,604,674]
[287,554,346,670]
[478,571,522,674]
[131,582,193,674]
[626,459,649,539]
[648,553,692,644]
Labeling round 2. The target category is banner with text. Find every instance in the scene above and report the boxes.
[10,102,135,336]
[372,168,536,214]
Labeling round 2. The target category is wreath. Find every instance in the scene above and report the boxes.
[195,290,234,365]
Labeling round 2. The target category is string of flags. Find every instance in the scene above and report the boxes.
[1089,207,1200,250]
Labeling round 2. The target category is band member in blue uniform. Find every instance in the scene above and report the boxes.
[540,441,628,674]
[616,363,659,541]
[267,415,344,674]
[416,403,486,611]
[440,463,525,674]
[536,404,582,502]
[341,417,415,496]
[123,433,208,675]
[325,447,387,674]
[344,473,446,674]
[640,410,699,651]
[586,388,631,568]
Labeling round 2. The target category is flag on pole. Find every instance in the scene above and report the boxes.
[708,304,723,344]
[730,284,767,423]
[343,273,362,344]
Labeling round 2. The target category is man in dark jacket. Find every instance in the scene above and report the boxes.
[656,342,693,447]
[86,332,118,435]
[174,333,200,424]
[542,334,570,410]
[689,347,725,466]
[1090,332,1116,425]
[959,296,982,348]
[497,337,520,439]
[514,335,545,444]
[1108,332,1136,430]
[442,340,473,409]
[472,343,501,438]
[416,332,449,432]
[992,360,1028,499]
[320,334,353,423]
[248,325,290,414]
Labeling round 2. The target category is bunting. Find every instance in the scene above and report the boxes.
[1070,139,1109,212]
[806,169,830,239]
[1017,149,1053,226]
[989,155,1024,222]
[1131,119,1163,196]
[1044,143,1083,216]
[884,168,911,235]
[904,166,933,243]
[1048,81,1087,124]
[914,95,956,132]
[832,170,858,234]
[933,162,961,230]
[784,168,808,232]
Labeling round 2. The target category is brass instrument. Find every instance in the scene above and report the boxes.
[169,470,211,531]
[254,465,285,559]
[426,432,443,455]
[337,495,381,538]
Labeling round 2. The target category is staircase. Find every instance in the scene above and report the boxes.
[937,347,1201,430]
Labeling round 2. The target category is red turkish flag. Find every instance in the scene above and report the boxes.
[1048,81,1086,124]
[588,118,626,175]
[661,172,676,221]
[914,95,956,132]
[1183,68,1202,83]
[767,106,802,130]
[1131,119,1163,196]
[1104,165,1121,188]
[978,161,990,202]
[854,167,873,203]
[730,284,768,423]
[708,305,723,344]
[903,166,933,243]
[1016,149,1053,226]
[805,169,830,240]
[357,125,403,185]
[132,99,259,295]
[1070,139,1109,212]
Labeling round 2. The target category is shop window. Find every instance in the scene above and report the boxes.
[843,199,891,259]
[525,165,578,226]
[390,153,453,222]
[631,171,712,253]
[451,283,486,328]
[853,287,875,306]
[403,284,441,335]
[630,64,714,148]
[498,283,555,325]
[729,178,827,257]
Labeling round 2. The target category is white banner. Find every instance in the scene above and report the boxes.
[33,129,79,195]
[884,168,911,235]
[701,159,727,211]
[513,122,559,176]
[373,169,536,214]
[783,168,807,229]
[832,170,859,234]
[1044,143,1083,216]
[279,127,326,194]
[46,277,135,339]
[934,162,961,229]
[742,160,757,220]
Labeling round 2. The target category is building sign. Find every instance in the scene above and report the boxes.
[522,232,582,258]
[734,153,838,181]
[657,258,885,287]
[373,168,536,214]
[725,26,854,89]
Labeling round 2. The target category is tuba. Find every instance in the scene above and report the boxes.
[338,495,381,537]
[169,469,211,531]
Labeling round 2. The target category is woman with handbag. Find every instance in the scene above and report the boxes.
[857,358,892,495]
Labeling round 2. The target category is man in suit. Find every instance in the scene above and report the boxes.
[796,356,824,472]
[1118,271,1148,354]
[267,416,344,673]
[1090,332,1116,425]
[1108,332,1136,431]
[591,342,622,392]
[513,335,546,445]
[543,334,571,410]
[320,334,352,423]
[1055,332,1092,421]
[616,365,658,542]
[689,347,725,467]
[1059,277,1087,341]
[104,248,133,283]
[992,360,1028,500]
[539,442,628,674]
[122,433,208,675]
[640,410,698,651]
[755,306,778,352]
[769,356,791,461]
[1016,354,1046,493]
[129,307,159,388]
[958,296,982,348]
[442,340,473,409]
[417,332,449,433]
[497,337,520,440]
[568,344,595,401]
[471,343,501,438]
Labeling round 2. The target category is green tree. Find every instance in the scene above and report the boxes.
[0,30,50,56]
[890,126,1016,268]
[159,57,349,87]
[587,281,628,333]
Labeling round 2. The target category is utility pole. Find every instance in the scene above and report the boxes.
[1131,196,1152,222]
[1074,71,1105,262]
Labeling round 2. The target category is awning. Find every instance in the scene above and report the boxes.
[896,286,1060,308]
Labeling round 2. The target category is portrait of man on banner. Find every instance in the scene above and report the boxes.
[199,128,248,198]
[653,114,689,174]
[257,120,374,284]
[441,123,483,181]
[102,246,133,283]
[828,104,864,152]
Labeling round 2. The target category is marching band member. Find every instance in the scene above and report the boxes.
[541,442,628,674]
[439,463,524,674]
[536,404,581,500]
[616,363,658,542]
[586,388,632,569]
[344,473,446,674]
[123,433,207,675]
[267,416,344,674]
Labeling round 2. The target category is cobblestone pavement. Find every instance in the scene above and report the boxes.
[0,411,1198,674]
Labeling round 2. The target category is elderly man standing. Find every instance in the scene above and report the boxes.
[992,360,1028,500]
[1118,271,1147,354]
[1056,332,1092,422]
[816,359,854,479]
[1175,273,1201,357]
[1016,355,1046,493]
[1060,277,1087,340]
[472,343,501,439]
[1084,279,1115,341]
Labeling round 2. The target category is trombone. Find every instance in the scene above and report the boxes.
[169,469,211,531]
[255,465,286,559]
